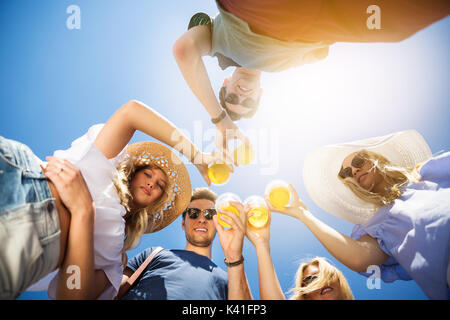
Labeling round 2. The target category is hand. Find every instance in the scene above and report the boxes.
[42,156,94,217]
[215,116,250,166]
[194,151,233,186]
[245,203,271,250]
[265,183,309,220]
[212,201,247,262]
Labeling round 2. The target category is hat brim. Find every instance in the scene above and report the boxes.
[303,130,432,225]
[126,142,192,233]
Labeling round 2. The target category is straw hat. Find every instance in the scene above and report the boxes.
[126,141,192,233]
[303,130,432,225]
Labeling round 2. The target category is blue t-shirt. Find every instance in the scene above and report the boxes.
[122,247,228,300]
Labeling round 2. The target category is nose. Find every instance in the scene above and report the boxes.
[352,166,360,178]
[197,212,207,223]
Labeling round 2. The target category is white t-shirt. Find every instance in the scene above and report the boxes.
[28,124,127,300]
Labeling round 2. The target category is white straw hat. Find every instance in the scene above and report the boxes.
[303,130,432,225]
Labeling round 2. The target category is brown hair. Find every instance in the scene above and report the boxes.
[182,188,218,219]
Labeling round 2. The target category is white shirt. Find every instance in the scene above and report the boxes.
[28,124,127,299]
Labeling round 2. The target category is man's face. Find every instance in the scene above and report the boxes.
[182,199,217,248]
[222,68,262,118]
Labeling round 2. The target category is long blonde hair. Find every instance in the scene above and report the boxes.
[113,157,173,266]
[338,149,421,207]
[288,257,354,300]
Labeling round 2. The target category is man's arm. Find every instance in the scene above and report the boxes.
[226,260,252,300]
[173,25,223,120]
[213,202,253,300]
[173,26,248,163]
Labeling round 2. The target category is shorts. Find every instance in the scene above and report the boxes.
[0,136,60,299]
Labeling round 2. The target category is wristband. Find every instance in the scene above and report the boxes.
[211,110,227,124]
[224,256,244,267]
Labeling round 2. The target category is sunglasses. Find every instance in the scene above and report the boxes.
[219,87,258,109]
[224,92,258,109]
[184,207,217,220]
[301,275,318,287]
[338,152,366,179]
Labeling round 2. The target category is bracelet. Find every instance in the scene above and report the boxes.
[211,110,227,124]
[224,256,244,267]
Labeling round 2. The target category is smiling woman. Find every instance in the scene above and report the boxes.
[338,149,421,207]
[300,131,450,299]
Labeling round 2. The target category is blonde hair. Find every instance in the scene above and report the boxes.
[338,149,421,207]
[114,157,173,266]
[288,257,354,300]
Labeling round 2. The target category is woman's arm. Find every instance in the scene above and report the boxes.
[245,208,285,300]
[94,100,225,184]
[268,185,390,273]
[94,100,199,162]
[43,157,110,299]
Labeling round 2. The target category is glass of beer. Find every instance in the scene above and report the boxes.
[244,195,269,228]
[265,180,291,209]
[215,193,242,228]
[207,163,231,185]
[233,143,255,166]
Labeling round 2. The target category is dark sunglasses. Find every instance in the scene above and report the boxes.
[184,208,217,220]
[338,153,366,179]
[220,87,258,109]
[301,275,318,287]
[224,92,258,109]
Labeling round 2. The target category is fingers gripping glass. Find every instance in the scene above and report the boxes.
[338,153,366,179]
[184,208,217,220]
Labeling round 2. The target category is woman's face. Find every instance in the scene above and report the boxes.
[340,152,384,193]
[302,264,341,300]
[130,166,167,209]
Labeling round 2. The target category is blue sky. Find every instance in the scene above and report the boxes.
[1,1,448,300]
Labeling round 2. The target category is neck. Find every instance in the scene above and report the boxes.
[184,242,212,259]
[235,67,261,78]
[372,179,391,195]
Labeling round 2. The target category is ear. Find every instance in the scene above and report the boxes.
[222,77,230,87]
[181,217,186,230]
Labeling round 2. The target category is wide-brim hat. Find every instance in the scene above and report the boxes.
[303,130,432,225]
[127,141,192,233]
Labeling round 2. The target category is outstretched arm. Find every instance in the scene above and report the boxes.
[173,26,248,163]
[245,209,285,300]
[267,185,390,273]
[213,202,253,300]
[173,25,223,122]
[94,99,227,185]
